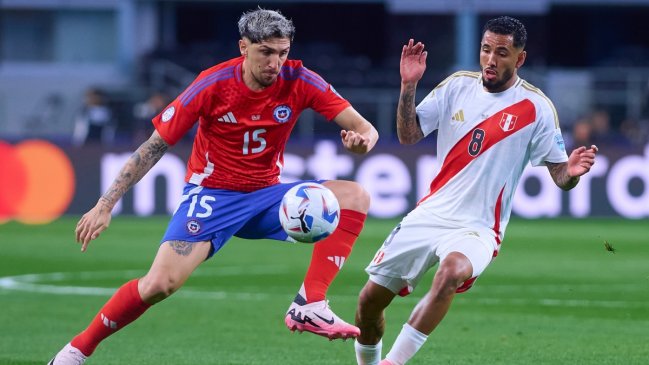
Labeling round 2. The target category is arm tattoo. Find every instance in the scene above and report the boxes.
[546,162,580,191]
[396,86,424,144]
[167,240,195,256]
[100,134,169,209]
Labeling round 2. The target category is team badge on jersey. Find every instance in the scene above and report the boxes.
[273,105,292,123]
[186,219,201,234]
[499,112,518,132]
[161,106,175,123]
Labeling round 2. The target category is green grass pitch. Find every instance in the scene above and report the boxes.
[1,217,648,364]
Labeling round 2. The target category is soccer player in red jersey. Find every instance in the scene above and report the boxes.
[48,8,378,365]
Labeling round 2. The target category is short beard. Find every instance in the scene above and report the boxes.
[253,73,276,88]
[482,68,514,93]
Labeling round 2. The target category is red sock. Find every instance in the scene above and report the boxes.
[71,279,151,356]
[302,209,366,303]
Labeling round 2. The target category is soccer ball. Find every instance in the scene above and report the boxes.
[279,183,340,243]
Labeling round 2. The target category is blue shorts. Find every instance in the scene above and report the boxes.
[161,181,322,258]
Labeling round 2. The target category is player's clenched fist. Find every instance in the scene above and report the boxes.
[341,130,371,154]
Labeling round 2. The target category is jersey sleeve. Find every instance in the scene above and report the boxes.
[529,98,569,166]
[152,71,210,145]
[300,68,350,120]
[415,83,447,137]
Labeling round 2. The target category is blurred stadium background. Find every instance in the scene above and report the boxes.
[1,1,648,364]
[1,0,648,222]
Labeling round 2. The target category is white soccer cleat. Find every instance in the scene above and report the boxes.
[47,343,87,365]
[285,294,360,340]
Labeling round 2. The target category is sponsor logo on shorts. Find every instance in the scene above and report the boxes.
[373,250,385,264]
[186,219,201,234]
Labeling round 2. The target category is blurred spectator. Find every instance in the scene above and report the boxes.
[41,94,65,126]
[72,88,115,146]
[589,108,628,146]
[568,117,594,150]
[620,118,649,146]
[24,93,65,136]
[590,109,610,138]
[132,90,170,144]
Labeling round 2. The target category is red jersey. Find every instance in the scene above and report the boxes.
[153,57,350,192]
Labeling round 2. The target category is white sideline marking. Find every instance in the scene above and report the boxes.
[0,269,646,309]
[0,266,290,300]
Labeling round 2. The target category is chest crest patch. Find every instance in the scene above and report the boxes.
[499,112,518,132]
[273,105,292,123]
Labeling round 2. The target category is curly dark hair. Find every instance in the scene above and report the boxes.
[483,16,527,49]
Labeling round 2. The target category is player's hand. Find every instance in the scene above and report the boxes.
[341,130,371,154]
[401,39,427,85]
[567,144,598,178]
[75,199,113,252]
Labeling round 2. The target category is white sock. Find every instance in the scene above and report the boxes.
[385,323,428,365]
[355,339,382,365]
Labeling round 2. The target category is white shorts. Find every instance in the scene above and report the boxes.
[366,207,497,295]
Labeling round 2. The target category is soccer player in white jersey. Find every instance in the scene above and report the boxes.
[354,16,598,365]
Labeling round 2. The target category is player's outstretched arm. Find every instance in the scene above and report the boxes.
[546,144,598,191]
[397,39,427,145]
[334,106,379,154]
[75,131,169,251]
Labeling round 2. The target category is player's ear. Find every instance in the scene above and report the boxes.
[239,39,247,57]
[516,50,526,69]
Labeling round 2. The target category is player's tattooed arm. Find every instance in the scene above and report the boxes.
[76,131,170,250]
[99,131,169,210]
[546,162,580,191]
[398,39,426,145]
[396,86,424,145]
[546,145,598,191]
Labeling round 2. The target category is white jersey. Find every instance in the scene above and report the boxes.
[415,71,568,246]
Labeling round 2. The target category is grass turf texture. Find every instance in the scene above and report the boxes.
[1,217,647,364]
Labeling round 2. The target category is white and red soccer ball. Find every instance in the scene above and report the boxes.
[279,183,340,243]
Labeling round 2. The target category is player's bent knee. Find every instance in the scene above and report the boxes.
[357,287,374,313]
[139,274,182,303]
[433,263,472,297]
[328,181,370,212]
[357,282,393,318]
